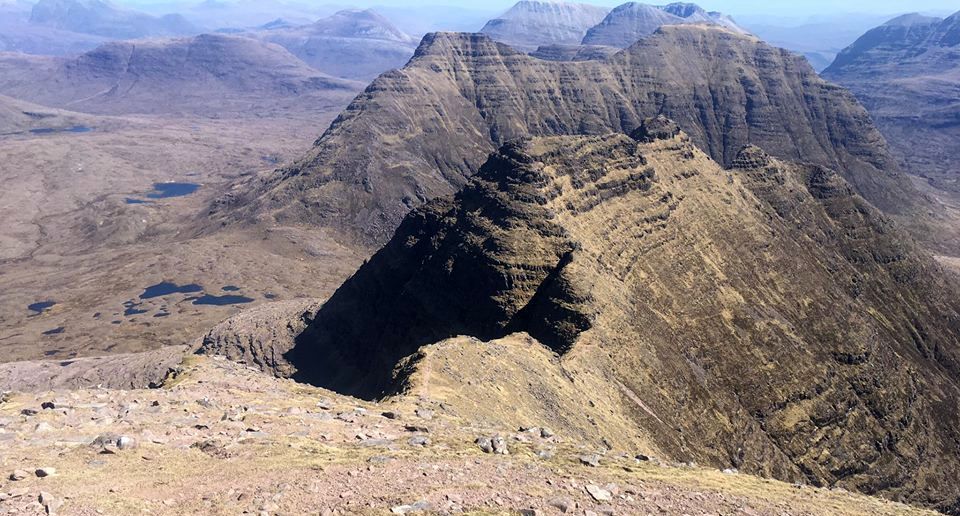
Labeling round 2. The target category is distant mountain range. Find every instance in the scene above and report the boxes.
[823,11,960,193]
[479,0,610,51]
[583,2,746,47]
[480,1,748,52]
[29,0,198,39]
[0,34,362,117]
[249,9,419,81]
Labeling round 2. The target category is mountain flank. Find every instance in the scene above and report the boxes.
[216,26,919,247]
[823,11,960,194]
[256,125,960,513]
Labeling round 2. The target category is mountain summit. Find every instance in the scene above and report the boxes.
[480,0,610,51]
[217,26,918,246]
[582,2,748,47]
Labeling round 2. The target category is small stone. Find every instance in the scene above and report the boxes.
[635,454,650,462]
[476,437,494,453]
[39,491,63,514]
[408,436,430,447]
[381,411,399,420]
[536,448,555,460]
[723,468,738,475]
[41,402,56,410]
[35,467,56,478]
[9,469,28,481]
[34,422,54,433]
[519,510,540,516]
[586,484,612,502]
[414,409,434,420]
[580,454,601,467]
[117,436,137,450]
[540,427,555,438]
[548,497,573,513]
[491,436,509,455]
[21,409,39,416]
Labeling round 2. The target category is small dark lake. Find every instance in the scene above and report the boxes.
[192,294,255,306]
[222,286,240,292]
[125,198,151,205]
[146,183,201,199]
[28,301,56,314]
[29,126,92,135]
[141,282,203,299]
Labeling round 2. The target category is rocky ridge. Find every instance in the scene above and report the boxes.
[266,126,960,513]
[216,25,919,247]
[0,354,937,515]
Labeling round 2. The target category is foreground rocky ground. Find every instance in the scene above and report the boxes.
[0,355,936,515]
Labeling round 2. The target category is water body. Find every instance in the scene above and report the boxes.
[192,294,255,306]
[140,282,203,299]
[29,126,92,135]
[43,327,65,336]
[125,198,152,205]
[222,286,240,292]
[28,301,56,314]
[146,183,201,199]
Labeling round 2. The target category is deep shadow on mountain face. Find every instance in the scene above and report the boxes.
[283,125,960,513]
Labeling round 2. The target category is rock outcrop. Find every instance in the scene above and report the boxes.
[284,128,960,513]
[822,11,960,194]
[196,299,323,378]
[480,1,610,51]
[217,26,919,247]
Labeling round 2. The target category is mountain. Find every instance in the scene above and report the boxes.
[0,34,363,117]
[0,93,93,134]
[216,26,919,247]
[480,0,610,51]
[29,0,198,39]
[0,18,108,56]
[582,2,747,47]
[270,127,960,513]
[744,12,897,72]
[253,9,419,81]
[822,12,960,193]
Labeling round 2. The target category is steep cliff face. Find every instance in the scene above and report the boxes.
[283,128,960,513]
[823,11,960,194]
[479,0,610,51]
[581,1,746,48]
[219,26,917,246]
